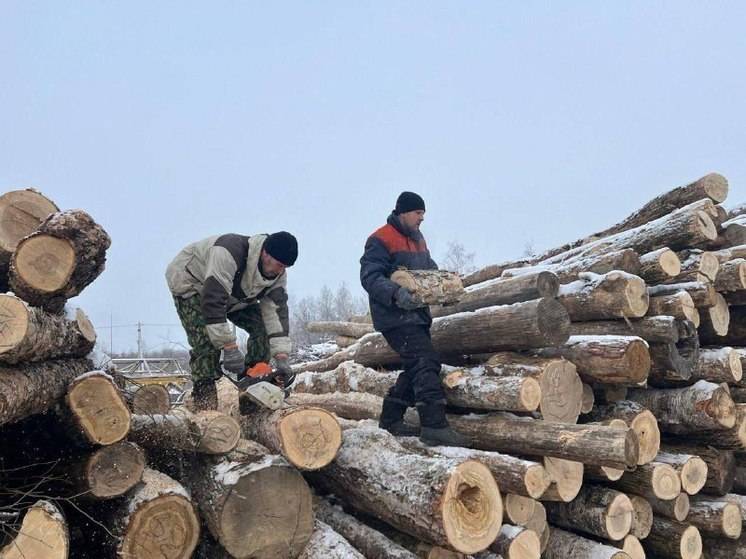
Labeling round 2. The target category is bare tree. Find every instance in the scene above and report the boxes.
[440,240,477,275]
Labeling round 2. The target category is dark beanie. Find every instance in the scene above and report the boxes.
[394,191,426,214]
[263,231,298,266]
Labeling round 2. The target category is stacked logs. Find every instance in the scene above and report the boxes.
[289,173,746,558]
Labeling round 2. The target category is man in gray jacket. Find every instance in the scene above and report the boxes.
[166,231,297,410]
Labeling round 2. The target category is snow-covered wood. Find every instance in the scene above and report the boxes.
[441,367,541,412]
[646,291,699,326]
[694,346,743,384]
[539,457,584,502]
[661,443,736,496]
[638,247,681,283]
[715,258,746,291]
[582,401,660,465]
[487,524,540,559]
[557,271,649,321]
[501,249,641,283]
[305,320,375,338]
[687,495,742,539]
[649,280,717,307]
[569,315,690,343]
[670,248,720,282]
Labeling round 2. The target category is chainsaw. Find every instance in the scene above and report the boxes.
[220,361,292,410]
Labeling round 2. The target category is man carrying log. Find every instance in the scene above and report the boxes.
[166,232,297,410]
[360,191,468,446]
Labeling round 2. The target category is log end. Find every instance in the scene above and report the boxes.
[541,457,583,502]
[67,372,131,445]
[13,234,76,292]
[0,189,58,252]
[729,349,744,382]
[194,411,241,454]
[651,463,682,501]
[580,382,594,414]
[626,339,652,385]
[630,410,660,465]
[502,526,541,559]
[525,464,552,500]
[695,210,718,241]
[130,384,171,415]
[278,407,342,470]
[536,298,571,346]
[0,294,29,357]
[659,248,682,277]
[672,492,691,521]
[622,275,650,318]
[0,501,68,559]
[75,308,97,344]
[540,361,583,423]
[86,441,145,498]
[722,502,743,539]
[710,384,737,429]
[605,493,634,541]
[442,459,503,554]
[536,271,560,298]
[700,172,729,203]
[621,534,645,559]
[520,376,542,412]
[678,525,702,559]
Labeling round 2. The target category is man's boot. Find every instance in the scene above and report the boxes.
[417,400,469,447]
[192,379,218,412]
[379,397,419,436]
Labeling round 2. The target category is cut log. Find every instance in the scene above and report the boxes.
[539,457,584,502]
[628,495,653,539]
[693,346,743,384]
[572,316,690,344]
[698,292,731,339]
[335,335,357,348]
[126,383,171,415]
[110,468,200,559]
[613,535,645,559]
[483,353,583,423]
[646,335,700,387]
[463,259,530,288]
[293,361,397,398]
[130,408,240,454]
[612,462,682,501]
[671,249,720,282]
[714,243,746,262]
[501,249,642,283]
[390,269,464,306]
[687,495,742,539]
[0,357,92,427]
[0,189,58,291]
[581,383,594,414]
[699,535,746,559]
[65,371,130,446]
[651,492,690,522]
[9,210,111,313]
[626,380,736,434]
[546,485,633,540]
[531,335,651,385]
[646,291,699,327]
[0,500,68,559]
[187,441,315,558]
[298,520,365,559]
[639,247,681,283]
[724,492,746,523]
[503,494,547,540]
[71,441,146,499]
[431,271,558,317]
[654,451,709,496]
[240,405,342,470]
[557,271,649,321]
[307,424,502,554]
[441,367,541,412]
[583,419,627,480]
[305,321,375,338]
[543,527,630,559]
[643,517,701,559]
[487,524,541,559]
[660,443,736,496]
[715,258,746,291]
[583,401,660,465]
[649,283,718,313]
[705,305,746,346]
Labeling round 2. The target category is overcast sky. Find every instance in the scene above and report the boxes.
[2,2,746,352]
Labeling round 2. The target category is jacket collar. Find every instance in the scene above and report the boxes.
[387,212,423,241]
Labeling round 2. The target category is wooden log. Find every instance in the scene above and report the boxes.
[305,320,375,338]
[130,408,240,454]
[431,271,559,317]
[539,457,584,502]
[628,495,653,539]
[581,383,594,414]
[187,440,315,558]
[583,419,627,481]
[390,269,464,306]
[483,353,583,423]
[570,315,691,344]
[0,500,68,559]
[487,524,541,559]
[298,520,365,559]
[293,361,397,398]
[543,527,631,559]
[670,249,720,282]
[126,383,171,414]
[240,405,342,470]
[649,492,690,521]
[9,210,111,313]
[545,485,633,540]
[698,292,731,339]
[705,305,746,346]
[442,367,541,412]
[0,189,58,292]
[503,495,548,547]
[660,443,736,496]
[713,243,746,262]
[613,535,645,559]
[501,249,642,283]
[612,462,682,501]
[649,281,717,308]
[109,468,200,558]
[715,258,746,292]
[646,291,699,327]
[335,335,357,348]
[699,535,746,559]
[686,495,742,539]
[643,517,701,559]
[693,346,743,384]
[532,335,651,385]
[724,492,746,523]
[557,271,649,321]
[647,335,700,388]
[626,380,736,434]
[71,441,145,499]
[463,259,530,288]
[654,451,709,496]
[307,425,502,554]
[583,401,661,465]
[638,247,681,283]
[65,371,130,446]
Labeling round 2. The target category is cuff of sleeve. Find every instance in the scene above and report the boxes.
[206,323,237,348]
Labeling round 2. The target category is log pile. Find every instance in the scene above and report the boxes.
[288,173,746,558]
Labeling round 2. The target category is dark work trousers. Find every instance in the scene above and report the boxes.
[381,324,445,405]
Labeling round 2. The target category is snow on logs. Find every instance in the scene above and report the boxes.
[298,520,365,559]
[557,271,649,321]
[305,320,375,338]
[500,249,642,284]
[581,401,660,465]
[638,247,681,283]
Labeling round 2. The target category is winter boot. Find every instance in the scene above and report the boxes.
[417,400,470,447]
[192,379,218,412]
[379,397,420,436]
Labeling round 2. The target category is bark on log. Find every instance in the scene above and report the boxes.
[639,247,681,283]
[581,383,594,414]
[501,249,642,283]
[307,425,502,554]
[697,292,731,339]
[463,260,530,288]
[9,210,111,313]
[129,408,240,454]
[649,281,717,308]
[715,258,746,292]
[646,291,699,327]
[582,401,660,465]
[643,517,701,559]
[654,451,709,496]
[0,295,96,365]
[545,485,633,540]
[670,249,720,283]
[487,524,541,559]
[335,335,357,348]
[65,371,130,446]
[391,269,464,306]
[626,380,736,434]
[570,315,692,344]
[704,304,746,346]
[441,367,541,412]
[531,335,651,385]
[305,321,375,338]
[126,383,171,415]
[543,527,630,559]
[540,457,584,502]
[699,535,746,559]
[557,272,649,321]
[628,495,653,539]
[660,443,736,496]
[503,494,548,540]
[693,346,743,384]
[649,492,691,522]
[431,271,559,317]
[647,335,700,387]
[0,500,68,559]
[239,405,342,470]
[70,441,145,499]
[293,361,397,398]
[0,357,92,427]
[724,492,746,523]
[612,462,682,500]
[686,495,742,539]
[298,520,365,559]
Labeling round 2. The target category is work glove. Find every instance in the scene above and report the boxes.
[271,357,295,388]
[394,287,422,310]
[222,344,246,376]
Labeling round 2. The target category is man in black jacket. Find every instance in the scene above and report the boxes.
[360,192,468,446]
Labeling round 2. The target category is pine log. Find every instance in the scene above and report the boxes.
[431,271,558,317]
[501,249,642,283]
[543,527,630,559]
[643,517,701,559]
[670,249,720,282]
[483,353,583,423]
[129,408,240,454]
[307,425,502,554]
[581,383,594,414]
[0,357,92,427]
[639,247,681,283]
[626,380,736,434]
[305,321,375,338]
[390,269,464,306]
[487,524,541,559]
[660,443,736,496]
[648,281,717,307]
[693,346,743,384]
[686,495,742,539]
[654,451,709,496]
[531,335,651,385]
[540,457,584,502]
[187,440,315,558]
[65,371,130,446]
[546,485,633,540]
[646,291,699,326]
[628,495,653,539]
[583,401,660,465]
[9,210,111,313]
[126,383,171,414]
[647,335,700,387]
[109,468,200,559]
[557,272,649,321]
[0,500,68,559]
[441,367,541,412]
[612,462,682,501]
[240,405,342,470]
[0,189,58,291]
[293,361,397,398]
[698,292,731,339]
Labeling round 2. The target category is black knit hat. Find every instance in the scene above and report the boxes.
[394,191,426,214]
[263,231,298,266]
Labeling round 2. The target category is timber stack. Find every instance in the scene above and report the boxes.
[289,172,746,558]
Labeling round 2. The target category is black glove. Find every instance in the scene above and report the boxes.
[394,287,422,310]
[271,357,295,388]
[222,344,246,375]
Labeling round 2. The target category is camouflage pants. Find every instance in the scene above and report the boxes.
[173,295,271,383]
